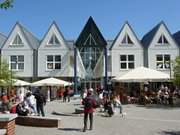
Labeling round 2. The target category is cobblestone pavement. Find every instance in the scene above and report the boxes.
[15,99,180,135]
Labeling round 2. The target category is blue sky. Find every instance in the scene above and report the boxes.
[0,0,180,40]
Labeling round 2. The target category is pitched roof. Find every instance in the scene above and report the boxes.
[110,21,142,50]
[39,21,69,49]
[173,31,180,47]
[66,40,74,49]
[141,22,161,48]
[107,40,113,49]
[75,16,107,48]
[65,40,112,50]
[0,33,7,48]
[18,23,40,49]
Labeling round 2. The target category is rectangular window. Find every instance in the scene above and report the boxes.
[10,55,24,71]
[46,55,61,70]
[156,54,170,69]
[120,55,134,69]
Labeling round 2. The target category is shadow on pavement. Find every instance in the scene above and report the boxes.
[58,128,82,132]
[135,104,180,109]
[73,103,82,106]
[52,111,74,116]
[52,111,83,117]
[159,130,180,135]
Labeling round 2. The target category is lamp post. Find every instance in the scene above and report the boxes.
[169,61,173,80]
[104,47,108,93]
[74,46,77,94]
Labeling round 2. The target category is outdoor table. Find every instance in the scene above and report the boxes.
[0,114,17,135]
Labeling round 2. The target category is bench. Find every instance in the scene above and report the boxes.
[0,114,17,135]
[15,116,61,128]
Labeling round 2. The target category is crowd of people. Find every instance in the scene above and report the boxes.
[0,88,46,117]
[138,85,180,105]
[81,87,124,132]
[57,86,73,102]
[82,88,123,116]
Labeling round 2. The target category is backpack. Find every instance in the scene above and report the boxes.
[35,93,45,103]
[84,97,93,109]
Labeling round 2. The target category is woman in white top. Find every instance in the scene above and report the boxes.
[113,95,123,114]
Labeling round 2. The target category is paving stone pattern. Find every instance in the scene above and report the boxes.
[15,99,180,135]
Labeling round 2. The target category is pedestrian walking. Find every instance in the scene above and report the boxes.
[113,95,123,115]
[82,88,96,132]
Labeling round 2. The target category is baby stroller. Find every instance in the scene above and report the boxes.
[104,100,114,117]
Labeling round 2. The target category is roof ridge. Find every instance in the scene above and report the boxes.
[18,23,40,42]
[0,33,7,38]
[17,22,40,49]
[141,22,162,48]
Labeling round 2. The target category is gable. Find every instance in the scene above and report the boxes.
[48,34,60,45]
[121,33,133,44]
[110,23,142,50]
[39,22,68,50]
[11,34,24,45]
[2,23,32,50]
[157,34,168,44]
[75,16,107,48]
[149,24,178,49]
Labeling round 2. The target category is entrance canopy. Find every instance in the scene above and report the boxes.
[31,77,71,86]
[112,67,170,82]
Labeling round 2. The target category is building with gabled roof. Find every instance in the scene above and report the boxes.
[141,22,179,78]
[0,18,179,91]
[1,22,40,81]
[110,22,144,78]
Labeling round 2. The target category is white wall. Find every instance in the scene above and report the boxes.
[111,49,143,77]
[1,50,34,77]
[148,24,180,76]
[38,50,69,77]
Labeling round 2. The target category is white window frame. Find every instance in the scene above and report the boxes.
[121,33,133,45]
[47,34,60,46]
[9,55,24,71]
[157,34,169,45]
[11,34,24,46]
[156,54,170,70]
[120,54,135,70]
[46,55,61,71]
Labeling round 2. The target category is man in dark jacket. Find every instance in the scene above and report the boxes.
[82,88,96,132]
[34,89,46,117]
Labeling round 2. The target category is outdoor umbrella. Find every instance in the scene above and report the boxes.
[31,77,71,86]
[13,79,31,86]
[112,67,170,82]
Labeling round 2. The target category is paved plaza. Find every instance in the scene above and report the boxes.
[15,99,180,135]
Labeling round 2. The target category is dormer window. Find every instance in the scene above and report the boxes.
[157,34,169,44]
[11,34,24,45]
[121,33,133,45]
[48,34,60,45]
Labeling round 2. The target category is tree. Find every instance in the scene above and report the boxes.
[173,56,180,87]
[0,60,15,86]
[0,0,13,9]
